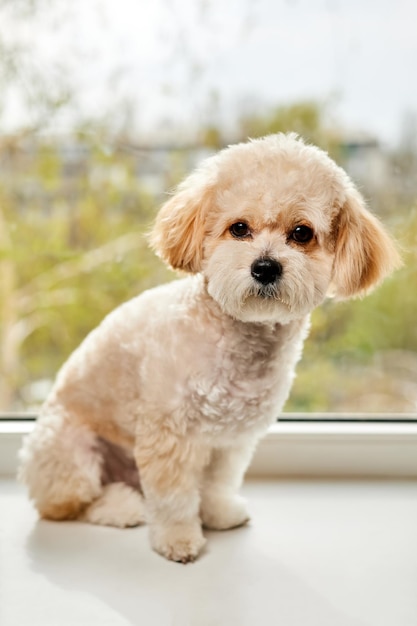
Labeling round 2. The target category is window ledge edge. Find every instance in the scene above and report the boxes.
[1,419,417,478]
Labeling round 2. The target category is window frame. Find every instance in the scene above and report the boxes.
[1,414,417,478]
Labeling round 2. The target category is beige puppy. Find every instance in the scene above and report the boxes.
[19,133,400,562]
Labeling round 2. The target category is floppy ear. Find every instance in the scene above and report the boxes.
[149,178,214,273]
[329,187,401,299]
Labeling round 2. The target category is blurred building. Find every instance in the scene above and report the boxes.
[338,132,391,193]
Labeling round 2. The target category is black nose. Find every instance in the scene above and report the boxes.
[251,257,282,285]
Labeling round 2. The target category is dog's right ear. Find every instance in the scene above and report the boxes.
[329,187,401,298]
[149,176,214,273]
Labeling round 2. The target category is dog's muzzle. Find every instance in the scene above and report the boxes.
[251,257,282,286]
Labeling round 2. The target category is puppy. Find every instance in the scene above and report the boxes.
[19,133,400,562]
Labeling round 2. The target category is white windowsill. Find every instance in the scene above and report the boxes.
[1,416,417,478]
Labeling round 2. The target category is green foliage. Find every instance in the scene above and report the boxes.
[0,134,174,408]
[200,126,223,149]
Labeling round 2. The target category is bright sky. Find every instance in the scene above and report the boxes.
[3,0,417,145]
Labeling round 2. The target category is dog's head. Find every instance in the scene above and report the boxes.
[151,133,400,323]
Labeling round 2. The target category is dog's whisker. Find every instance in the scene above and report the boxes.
[245,282,292,309]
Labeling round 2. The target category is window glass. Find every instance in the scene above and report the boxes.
[1,0,416,415]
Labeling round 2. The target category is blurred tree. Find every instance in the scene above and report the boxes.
[238,100,342,157]
[0,136,172,409]
[200,125,223,150]
[0,0,75,134]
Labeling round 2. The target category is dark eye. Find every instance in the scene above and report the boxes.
[290,225,314,244]
[229,222,251,238]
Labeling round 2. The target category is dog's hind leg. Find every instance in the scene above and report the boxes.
[19,413,103,521]
[81,436,146,527]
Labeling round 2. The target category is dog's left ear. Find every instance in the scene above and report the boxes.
[329,187,401,299]
[149,176,214,273]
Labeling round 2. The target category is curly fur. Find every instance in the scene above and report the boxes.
[19,133,400,562]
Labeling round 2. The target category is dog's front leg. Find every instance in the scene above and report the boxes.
[200,442,256,530]
[135,433,210,563]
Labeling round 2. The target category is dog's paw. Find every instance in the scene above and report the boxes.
[149,522,206,563]
[81,483,146,528]
[201,494,250,530]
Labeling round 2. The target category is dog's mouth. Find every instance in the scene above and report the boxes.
[248,283,292,308]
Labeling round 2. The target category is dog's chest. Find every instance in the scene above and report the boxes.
[186,319,306,437]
